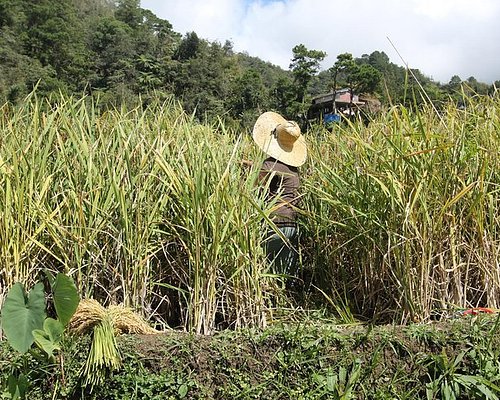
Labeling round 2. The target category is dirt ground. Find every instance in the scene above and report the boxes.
[117,315,500,398]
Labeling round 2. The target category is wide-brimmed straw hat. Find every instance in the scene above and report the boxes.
[252,111,307,167]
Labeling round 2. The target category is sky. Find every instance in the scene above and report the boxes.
[140,0,500,84]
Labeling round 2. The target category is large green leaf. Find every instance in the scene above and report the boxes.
[53,273,80,326]
[0,283,46,353]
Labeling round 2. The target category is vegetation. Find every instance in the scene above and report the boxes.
[0,272,79,398]
[302,93,500,323]
[2,87,498,398]
[2,314,500,399]
[0,93,271,335]
[0,0,498,127]
[1,90,499,331]
[1,0,500,397]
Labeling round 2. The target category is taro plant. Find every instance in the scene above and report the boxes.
[0,272,80,399]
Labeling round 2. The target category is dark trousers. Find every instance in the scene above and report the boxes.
[265,225,299,277]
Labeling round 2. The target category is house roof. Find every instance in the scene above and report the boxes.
[312,89,365,106]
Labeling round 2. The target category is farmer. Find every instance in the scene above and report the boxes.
[251,111,307,283]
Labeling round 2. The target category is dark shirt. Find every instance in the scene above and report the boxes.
[260,157,300,226]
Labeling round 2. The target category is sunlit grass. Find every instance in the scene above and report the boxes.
[1,91,499,331]
[302,93,500,323]
[0,93,276,334]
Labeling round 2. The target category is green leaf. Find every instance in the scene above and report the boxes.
[7,375,20,400]
[32,333,59,360]
[456,375,499,400]
[178,383,188,398]
[53,273,80,326]
[7,372,28,400]
[44,317,64,342]
[0,283,46,353]
[33,318,64,359]
[326,372,336,392]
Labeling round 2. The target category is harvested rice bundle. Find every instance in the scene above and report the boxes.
[108,304,158,335]
[68,299,107,335]
[68,298,157,335]
[68,298,158,390]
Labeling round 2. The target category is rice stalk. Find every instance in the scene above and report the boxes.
[2,90,498,330]
[82,316,120,389]
[303,93,500,322]
[69,298,157,389]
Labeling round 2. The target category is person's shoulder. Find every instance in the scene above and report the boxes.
[261,157,278,170]
[275,160,298,174]
[261,158,298,176]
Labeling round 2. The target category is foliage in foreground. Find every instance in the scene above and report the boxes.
[0,93,271,335]
[0,272,80,399]
[2,315,500,399]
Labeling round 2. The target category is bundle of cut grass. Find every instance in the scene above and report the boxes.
[69,299,158,389]
[107,304,159,335]
[68,299,107,335]
[69,298,158,335]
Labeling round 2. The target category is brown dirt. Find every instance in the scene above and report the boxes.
[117,316,500,398]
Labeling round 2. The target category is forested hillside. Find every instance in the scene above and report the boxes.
[1,0,498,127]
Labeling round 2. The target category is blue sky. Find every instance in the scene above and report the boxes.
[140,0,500,84]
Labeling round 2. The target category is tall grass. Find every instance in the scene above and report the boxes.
[1,91,499,331]
[303,93,500,323]
[0,93,275,334]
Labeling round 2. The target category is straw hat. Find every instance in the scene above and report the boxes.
[252,111,307,167]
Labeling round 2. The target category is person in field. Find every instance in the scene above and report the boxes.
[251,111,307,284]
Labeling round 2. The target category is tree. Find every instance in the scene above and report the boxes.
[328,52,380,113]
[172,39,238,122]
[442,75,462,102]
[140,9,179,58]
[0,0,22,28]
[464,76,489,95]
[136,54,162,90]
[0,0,92,99]
[449,75,462,87]
[269,75,296,118]
[115,0,142,29]
[22,0,91,92]
[367,51,390,71]
[89,17,135,90]
[328,53,355,112]
[227,68,268,127]
[289,44,326,119]
[329,52,354,94]
[289,44,326,94]
[174,31,201,61]
[349,63,381,94]
[0,34,58,102]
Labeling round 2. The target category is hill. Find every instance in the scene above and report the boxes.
[0,0,497,127]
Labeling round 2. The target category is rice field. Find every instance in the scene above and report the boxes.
[0,91,499,333]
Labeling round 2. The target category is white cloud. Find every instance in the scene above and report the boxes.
[140,0,500,83]
[143,0,246,42]
[411,0,498,20]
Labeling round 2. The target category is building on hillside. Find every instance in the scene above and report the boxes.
[308,88,365,124]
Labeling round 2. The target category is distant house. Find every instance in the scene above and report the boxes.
[308,88,365,123]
